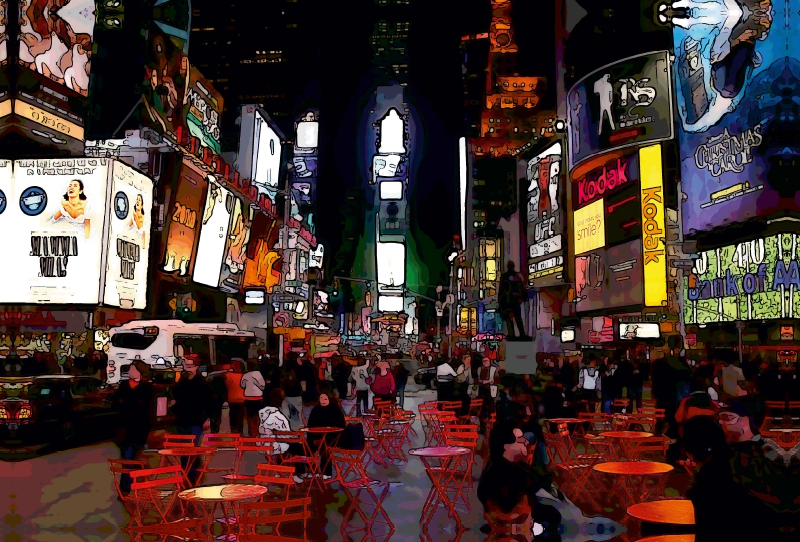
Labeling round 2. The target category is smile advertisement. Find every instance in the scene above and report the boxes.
[673,3,800,235]
[193,180,233,287]
[685,234,800,324]
[103,162,153,310]
[567,51,673,170]
[0,158,109,304]
[573,199,605,256]
[639,144,667,307]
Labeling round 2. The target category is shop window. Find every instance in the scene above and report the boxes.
[111,333,157,350]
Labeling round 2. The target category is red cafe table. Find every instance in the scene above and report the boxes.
[597,431,653,461]
[627,500,696,525]
[300,426,345,482]
[593,461,673,508]
[410,446,470,531]
[158,447,215,487]
[179,484,267,539]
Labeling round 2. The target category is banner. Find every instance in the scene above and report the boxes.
[685,234,800,324]
[162,163,205,277]
[143,27,189,141]
[219,197,253,294]
[1,158,109,304]
[573,199,605,256]
[193,180,232,287]
[674,6,798,235]
[186,66,223,154]
[639,144,666,307]
[567,51,673,169]
[103,162,153,309]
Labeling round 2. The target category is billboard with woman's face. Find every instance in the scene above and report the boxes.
[0,158,109,303]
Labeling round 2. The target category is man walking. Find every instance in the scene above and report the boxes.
[498,261,530,340]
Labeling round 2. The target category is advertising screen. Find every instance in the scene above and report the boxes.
[525,142,565,287]
[685,234,800,324]
[143,28,189,142]
[619,323,660,340]
[639,144,667,307]
[377,242,405,287]
[253,112,282,194]
[162,164,204,277]
[575,239,643,313]
[219,197,253,294]
[674,9,800,235]
[18,0,95,97]
[373,155,405,181]
[0,158,109,304]
[379,181,403,201]
[186,67,223,154]
[567,51,673,169]
[295,120,319,153]
[193,180,232,287]
[573,199,605,256]
[102,162,153,309]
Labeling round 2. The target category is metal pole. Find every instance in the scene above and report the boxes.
[436,317,441,343]
[448,265,455,359]
[736,321,744,364]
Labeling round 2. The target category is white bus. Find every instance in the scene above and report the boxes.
[106,319,256,384]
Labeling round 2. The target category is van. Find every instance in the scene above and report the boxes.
[106,319,256,385]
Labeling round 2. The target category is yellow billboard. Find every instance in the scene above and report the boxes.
[573,199,605,255]
[639,144,667,307]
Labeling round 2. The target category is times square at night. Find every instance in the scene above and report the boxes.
[1,0,799,541]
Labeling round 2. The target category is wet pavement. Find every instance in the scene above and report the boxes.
[0,390,646,542]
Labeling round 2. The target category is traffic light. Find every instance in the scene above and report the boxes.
[169,294,197,318]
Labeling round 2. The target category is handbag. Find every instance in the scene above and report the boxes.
[490,384,498,398]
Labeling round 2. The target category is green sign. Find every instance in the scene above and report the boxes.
[684,234,800,324]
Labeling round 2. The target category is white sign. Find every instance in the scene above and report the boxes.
[253,113,282,191]
[0,158,110,303]
[193,180,232,287]
[102,162,153,309]
[529,234,562,259]
[560,328,575,342]
[618,322,661,340]
[373,155,402,179]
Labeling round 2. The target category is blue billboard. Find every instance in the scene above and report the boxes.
[673,1,800,236]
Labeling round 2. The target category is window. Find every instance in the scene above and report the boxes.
[214,337,252,365]
[111,332,157,350]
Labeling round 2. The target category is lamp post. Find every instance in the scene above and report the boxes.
[446,247,461,358]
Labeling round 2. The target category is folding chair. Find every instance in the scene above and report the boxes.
[624,436,670,462]
[612,399,631,413]
[543,431,599,504]
[443,426,479,508]
[577,412,611,436]
[199,433,240,479]
[108,458,147,517]
[254,464,300,501]
[330,447,394,538]
[162,433,198,448]
[127,465,187,529]
[224,437,279,483]
[362,415,400,467]
[639,407,666,434]
[237,498,312,542]
[418,405,439,445]
[611,414,631,431]
[788,401,800,424]
[641,399,657,409]
[469,398,484,419]
[274,431,322,493]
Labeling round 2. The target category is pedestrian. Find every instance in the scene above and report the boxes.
[392,359,410,408]
[577,358,601,410]
[170,356,214,485]
[436,357,463,402]
[297,352,318,426]
[600,360,620,414]
[225,359,247,434]
[208,367,229,434]
[280,353,305,430]
[258,352,280,403]
[241,359,266,437]
[476,356,498,428]
[306,393,347,479]
[456,354,474,417]
[498,261,530,340]
[350,358,371,416]
[111,360,155,494]
[332,355,352,401]
[370,361,396,405]
[629,358,644,412]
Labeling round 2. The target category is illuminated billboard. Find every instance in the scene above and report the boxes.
[186,67,223,154]
[377,242,405,288]
[143,28,189,142]
[674,9,798,235]
[639,145,667,307]
[685,234,800,324]
[619,323,660,340]
[102,162,153,309]
[18,0,95,97]
[379,181,403,201]
[372,155,406,181]
[567,51,673,169]
[193,180,232,287]
[0,158,109,304]
[573,199,605,256]
[219,197,253,294]
[575,239,644,313]
[525,142,565,287]
[253,112,282,194]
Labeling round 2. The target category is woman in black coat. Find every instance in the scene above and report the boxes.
[111,360,155,493]
[306,393,347,478]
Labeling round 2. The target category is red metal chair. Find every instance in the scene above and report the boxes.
[224,437,279,483]
[254,463,300,501]
[624,436,670,462]
[274,431,322,493]
[127,465,187,529]
[108,458,148,517]
[237,497,311,541]
[199,433,240,479]
[162,433,197,448]
[442,426,480,508]
[330,447,393,538]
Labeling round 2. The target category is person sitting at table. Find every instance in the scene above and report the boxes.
[307,393,347,479]
[478,423,560,538]
[259,389,304,484]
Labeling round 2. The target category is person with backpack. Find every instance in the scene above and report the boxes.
[577,359,601,407]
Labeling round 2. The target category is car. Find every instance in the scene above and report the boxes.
[0,375,118,448]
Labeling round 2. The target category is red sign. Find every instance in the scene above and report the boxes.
[574,152,639,208]
[686,333,697,347]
